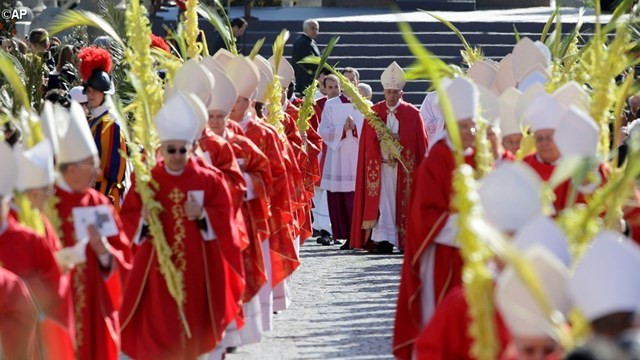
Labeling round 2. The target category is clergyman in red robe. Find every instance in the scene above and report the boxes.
[120,93,244,359]
[350,61,427,254]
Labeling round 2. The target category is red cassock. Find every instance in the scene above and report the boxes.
[54,185,132,360]
[350,100,428,250]
[523,154,608,212]
[311,96,328,132]
[242,115,300,286]
[393,139,476,359]
[119,158,244,359]
[414,286,511,360]
[1,214,74,359]
[0,267,38,360]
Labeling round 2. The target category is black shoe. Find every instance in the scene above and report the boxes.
[319,237,331,246]
[313,228,321,238]
[316,237,324,244]
[226,347,237,354]
[374,241,394,254]
[320,229,332,239]
[332,239,342,246]
[339,240,351,250]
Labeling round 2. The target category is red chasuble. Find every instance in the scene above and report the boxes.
[285,102,323,243]
[0,216,75,359]
[414,286,511,360]
[523,153,608,212]
[198,129,247,212]
[54,185,132,360]
[0,268,38,360]
[222,129,273,302]
[243,115,300,286]
[350,99,428,250]
[119,158,244,359]
[198,129,250,253]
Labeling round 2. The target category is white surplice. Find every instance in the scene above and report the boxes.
[419,91,444,151]
[318,97,364,193]
[371,104,400,247]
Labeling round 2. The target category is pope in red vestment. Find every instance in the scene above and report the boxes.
[120,157,244,359]
[0,267,38,360]
[350,98,427,250]
[54,180,132,360]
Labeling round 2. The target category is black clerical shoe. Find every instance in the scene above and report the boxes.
[332,239,342,246]
[374,241,394,254]
[339,240,351,250]
[319,236,332,246]
[313,228,321,238]
[226,347,237,354]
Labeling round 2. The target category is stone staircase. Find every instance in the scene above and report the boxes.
[152,9,599,105]
[237,21,596,105]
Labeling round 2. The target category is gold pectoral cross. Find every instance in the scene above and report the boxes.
[169,188,185,204]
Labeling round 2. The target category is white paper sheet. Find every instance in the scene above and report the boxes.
[72,205,118,242]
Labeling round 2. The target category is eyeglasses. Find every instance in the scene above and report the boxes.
[167,146,188,155]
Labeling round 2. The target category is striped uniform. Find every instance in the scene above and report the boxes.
[89,111,128,211]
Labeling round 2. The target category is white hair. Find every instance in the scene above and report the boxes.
[358,83,373,98]
[303,19,319,31]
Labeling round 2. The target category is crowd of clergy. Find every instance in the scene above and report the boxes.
[1,14,640,360]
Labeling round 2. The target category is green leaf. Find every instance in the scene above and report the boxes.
[313,36,340,79]
[271,29,290,73]
[540,7,558,43]
[513,24,521,43]
[48,10,125,49]
[197,3,236,55]
[249,38,265,60]
[0,51,30,111]
[397,20,463,164]
[422,10,471,51]
[558,9,584,58]
[549,157,585,189]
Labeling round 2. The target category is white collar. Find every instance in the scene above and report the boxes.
[535,153,559,166]
[387,102,400,112]
[240,113,252,131]
[165,166,185,176]
[56,175,74,193]
[90,100,111,119]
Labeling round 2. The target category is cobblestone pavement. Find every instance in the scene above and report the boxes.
[228,241,403,360]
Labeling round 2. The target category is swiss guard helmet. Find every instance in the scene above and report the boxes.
[78,46,115,95]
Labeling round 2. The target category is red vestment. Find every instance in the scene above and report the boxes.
[285,102,323,243]
[351,100,428,250]
[414,286,511,360]
[242,115,300,286]
[0,216,74,359]
[223,129,273,302]
[54,185,132,360]
[198,130,250,253]
[120,158,244,359]
[523,154,608,212]
[394,139,475,359]
[0,268,38,360]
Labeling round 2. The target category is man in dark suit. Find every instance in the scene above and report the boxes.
[211,17,249,55]
[292,19,321,93]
